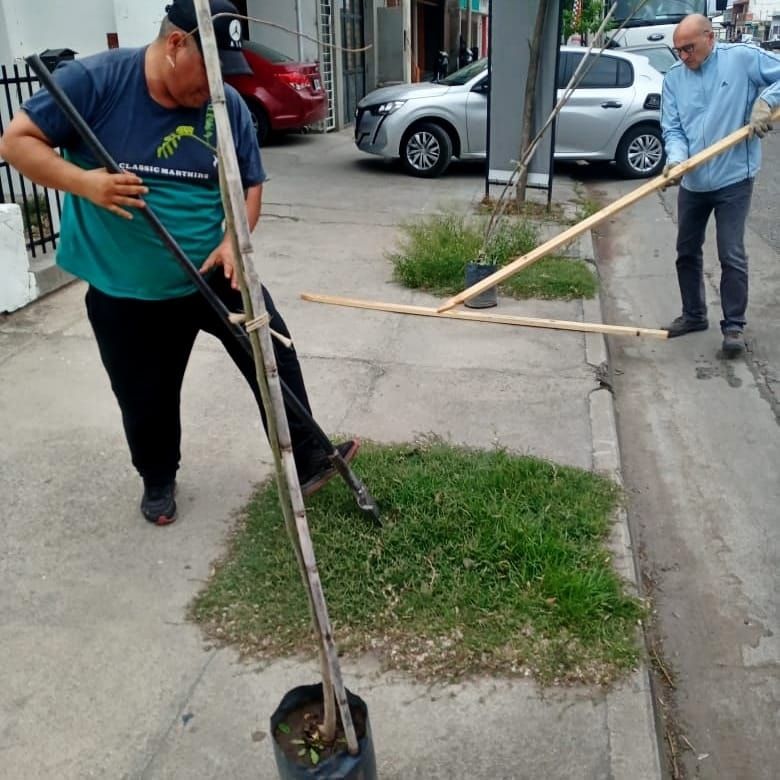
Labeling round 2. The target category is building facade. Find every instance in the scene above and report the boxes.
[724,0,780,40]
[0,0,490,133]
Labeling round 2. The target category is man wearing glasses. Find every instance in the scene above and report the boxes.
[660,14,780,355]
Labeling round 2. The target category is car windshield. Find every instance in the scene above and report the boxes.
[438,58,487,86]
[242,40,294,63]
[625,46,678,73]
[613,0,706,27]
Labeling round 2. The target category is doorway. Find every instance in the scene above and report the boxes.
[414,0,445,82]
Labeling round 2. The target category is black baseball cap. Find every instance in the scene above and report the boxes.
[165,0,252,76]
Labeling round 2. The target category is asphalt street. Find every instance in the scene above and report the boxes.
[583,133,779,780]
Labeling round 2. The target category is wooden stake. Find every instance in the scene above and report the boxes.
[301,292,668,339]
[438,107,780,313]
[193,1,357,754]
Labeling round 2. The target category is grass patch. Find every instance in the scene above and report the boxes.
[191,440,643,685]
[389,213,596,300]
[503,257,597,300]
[574,197,602,223]
[571,182,603,223]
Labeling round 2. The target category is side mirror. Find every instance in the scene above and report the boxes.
[473,79,489,94]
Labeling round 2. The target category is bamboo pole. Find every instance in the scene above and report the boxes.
[439,107,780,313]
[192,1,358,754]
[301,292,669,339]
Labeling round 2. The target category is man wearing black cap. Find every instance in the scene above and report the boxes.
[0,0,358,526]
[165,0,254,80]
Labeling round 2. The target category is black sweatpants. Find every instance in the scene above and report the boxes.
[85,273,319,487]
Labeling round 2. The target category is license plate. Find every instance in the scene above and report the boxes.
[312,78,321,91]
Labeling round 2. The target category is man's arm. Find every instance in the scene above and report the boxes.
[660,75,689,168]
[199,183,263,288]
[751,47,780,107]
[246,182,262,232]
[0,111,148,220]
[747,47,780,138]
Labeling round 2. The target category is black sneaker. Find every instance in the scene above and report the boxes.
[666,316,709,338]
[722,330,745,355]
[299,439,360,498]
[140,481,177,526]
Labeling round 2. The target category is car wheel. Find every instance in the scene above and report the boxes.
[247,102,270,146]
[401,122,453,178]
[615,124,665,178]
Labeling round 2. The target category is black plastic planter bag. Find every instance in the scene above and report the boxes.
[270,683,377,779]
[464,261,499,309]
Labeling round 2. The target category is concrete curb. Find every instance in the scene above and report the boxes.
[583,245,663,780]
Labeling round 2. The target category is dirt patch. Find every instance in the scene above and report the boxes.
[274,697,367,770]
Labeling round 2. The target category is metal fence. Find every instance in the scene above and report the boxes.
[0,62,62,258]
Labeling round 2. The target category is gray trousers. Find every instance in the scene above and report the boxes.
[676,178,754,333]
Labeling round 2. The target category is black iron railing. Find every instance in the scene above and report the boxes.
[0,62,62,258]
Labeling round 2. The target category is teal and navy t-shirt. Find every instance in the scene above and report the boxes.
[23,47,265,300]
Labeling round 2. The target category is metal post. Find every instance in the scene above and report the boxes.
[403,0,412,83]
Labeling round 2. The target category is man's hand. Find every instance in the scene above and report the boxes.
[748,98,773,139]
[200,236,240,290]
[660,160,683,190]
[80,168,148,220]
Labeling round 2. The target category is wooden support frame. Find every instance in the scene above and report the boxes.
[193,0,357,753]
[301,293,669,339]
[437,108,780,313]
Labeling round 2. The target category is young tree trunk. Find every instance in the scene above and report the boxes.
[515,0,549,204]
[193,0,358,754]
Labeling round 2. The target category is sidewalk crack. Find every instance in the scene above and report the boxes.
[138,650,218,779]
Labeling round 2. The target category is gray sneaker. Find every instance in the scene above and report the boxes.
[722,330,745,355]
[666,316,709,338]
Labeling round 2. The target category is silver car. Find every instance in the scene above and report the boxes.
[355,47,665,179]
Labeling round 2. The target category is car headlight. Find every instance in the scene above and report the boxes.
[376,100,406,115]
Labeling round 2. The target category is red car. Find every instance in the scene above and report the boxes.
[225,41,328,144]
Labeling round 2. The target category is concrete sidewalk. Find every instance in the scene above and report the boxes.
[0,130,662,779]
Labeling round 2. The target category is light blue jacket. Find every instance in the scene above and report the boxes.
[661,42,780,192]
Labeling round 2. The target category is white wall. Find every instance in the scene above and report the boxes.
[3,0,115,59]
[248,0,320,62]
[0,0,325,65]
[750,0,780,22]
[0,0,183,64]
[0,0,22,63]
[0,204,37,313]
[113,0,168,48]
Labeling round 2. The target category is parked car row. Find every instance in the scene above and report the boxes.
[355,47,670,179]
[227,37,670,182]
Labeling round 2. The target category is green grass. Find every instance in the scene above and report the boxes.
[574,197,602,223]
[389,213,596,300]
[503,257,597,300]
[191,440,643,684]
[571,182,603,223]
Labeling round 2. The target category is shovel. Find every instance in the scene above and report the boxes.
[25,53,380,524]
